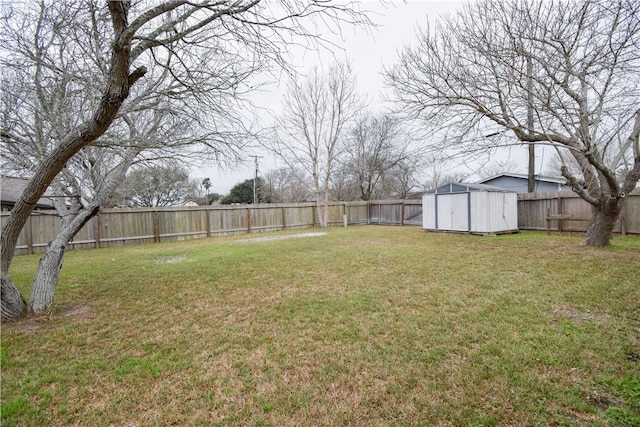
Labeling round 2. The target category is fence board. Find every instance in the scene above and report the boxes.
[346,202,368,225]
[626,194,640,234]
[284,204,315,229]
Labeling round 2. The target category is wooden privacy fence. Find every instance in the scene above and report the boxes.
[1,200,423,255]
[517,190,640,234]
[2,192,637,256]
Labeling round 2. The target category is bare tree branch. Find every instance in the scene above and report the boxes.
[385,0,639,245]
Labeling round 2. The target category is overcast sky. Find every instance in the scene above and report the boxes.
[198,0,543,195]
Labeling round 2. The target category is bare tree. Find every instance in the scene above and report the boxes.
[385,0,640,246]
[0,1,253,317]
[6,96,197,314]
[420,157,470,192]
[330,166,360,201]
[380,156,423,198]
[263,167,312,203]
[477,160,522,180]
[544,153,583,181]
[1,0,370,321]
[341,113,417,200]
[271,62,363,226]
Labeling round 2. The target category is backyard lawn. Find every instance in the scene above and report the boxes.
[1,226,639,426]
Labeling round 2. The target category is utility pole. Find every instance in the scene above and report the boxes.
[250,155,262,204]
[527,56,535,193]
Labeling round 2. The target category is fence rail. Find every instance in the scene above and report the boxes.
[2,191,637,256]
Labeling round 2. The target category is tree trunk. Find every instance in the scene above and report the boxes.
[323,192,330,229]
[0,3,143,323]
[28,204,101,314]
[27,145,138,316]
[28,242,65,315]
[1,274,26,322]
[581,197,623,247]
[316,197,326,228]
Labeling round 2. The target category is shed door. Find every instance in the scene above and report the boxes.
[437,193,468,231]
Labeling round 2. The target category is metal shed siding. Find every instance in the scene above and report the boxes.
[469,192,489,232]
[422,184,518,233]
[423,193,436,229]
[471,191,518,232]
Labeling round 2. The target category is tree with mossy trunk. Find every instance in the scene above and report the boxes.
[385,0,640,246]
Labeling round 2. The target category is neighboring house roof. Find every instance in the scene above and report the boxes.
[477,173,567,185]
[1,176,55,210]
[476,172,571,194]
[428,182,517,194]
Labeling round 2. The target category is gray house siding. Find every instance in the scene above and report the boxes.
[477,174,570,194]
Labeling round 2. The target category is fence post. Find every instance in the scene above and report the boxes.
[281,206,286,230]
[95,213,101,249]
[27,214,34,255]
[205,208,211,238]
[621,199,627,236]
[557,196,564,232]
[246,207,251,233]
[344,203,348,227]
[154,210,160,243]
[401,201,405,226]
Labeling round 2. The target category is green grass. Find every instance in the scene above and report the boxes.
[2,227,639,426]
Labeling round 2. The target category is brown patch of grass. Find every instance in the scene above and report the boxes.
[62,304,92,319]
[552,306,611,323]
[3,303,92,335]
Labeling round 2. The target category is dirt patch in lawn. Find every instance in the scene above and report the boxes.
[154,255,187,264]
[4,303,93,334]
[236,232,328,243]
[63,303,92,319]
[552,306,610,323]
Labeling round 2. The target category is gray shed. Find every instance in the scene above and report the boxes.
[422,183,518,234]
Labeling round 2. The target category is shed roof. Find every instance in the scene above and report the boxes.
[428,182,517,194]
